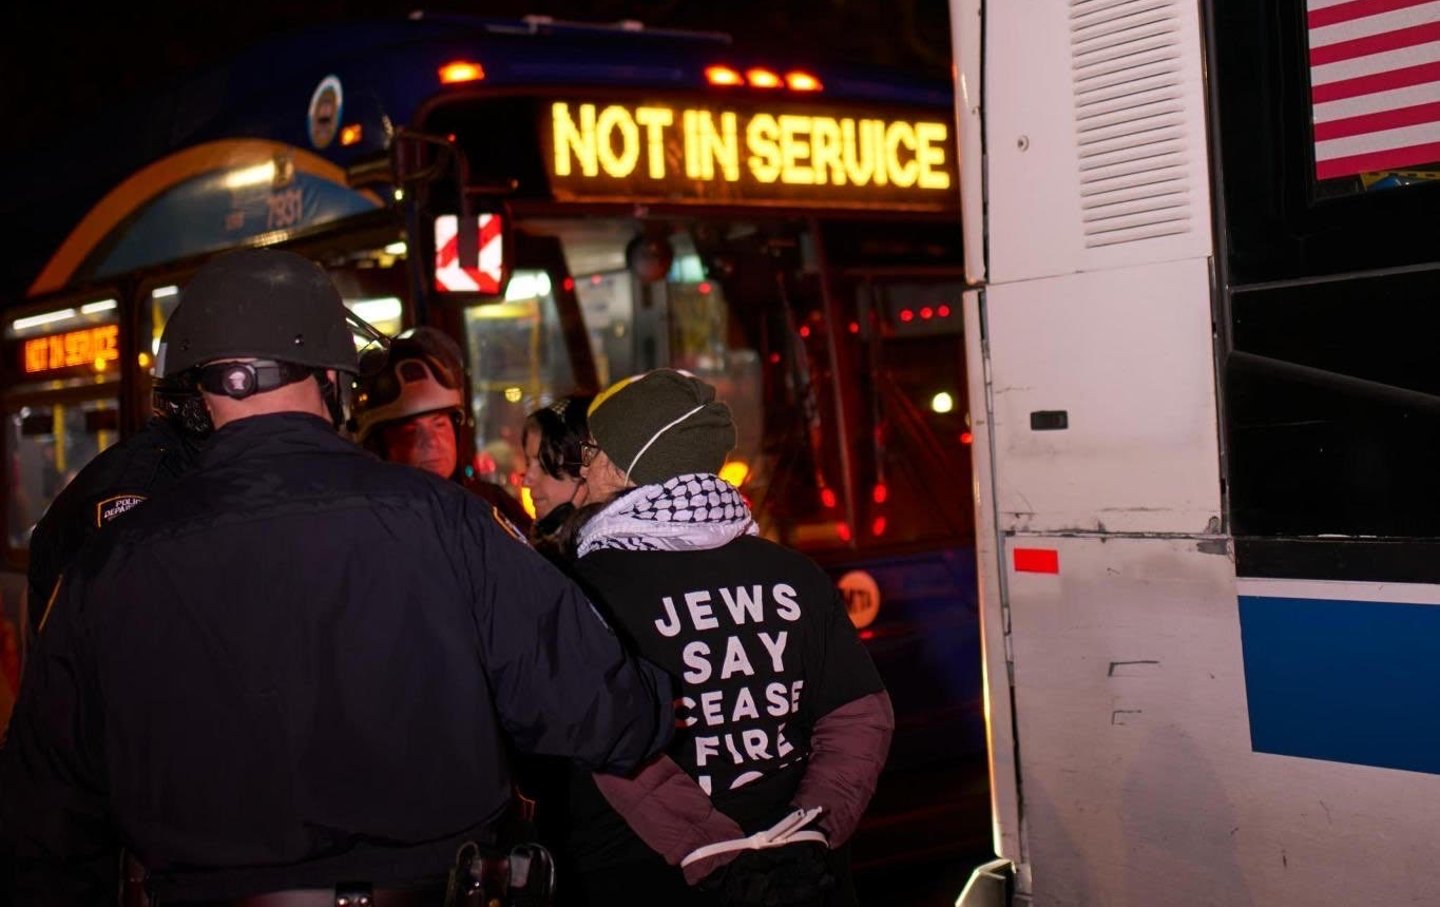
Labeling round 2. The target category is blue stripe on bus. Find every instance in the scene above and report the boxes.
[1239,594,1440,775]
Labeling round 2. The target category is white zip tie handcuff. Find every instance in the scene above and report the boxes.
[680,806,828,868]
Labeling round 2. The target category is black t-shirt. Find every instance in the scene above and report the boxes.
[566,534,883,866]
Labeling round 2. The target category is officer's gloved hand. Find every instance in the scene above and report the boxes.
[699,841,834,907]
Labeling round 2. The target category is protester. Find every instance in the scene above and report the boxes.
[557,369,894,906]
[0,249,671,903]
[521,395,593,559]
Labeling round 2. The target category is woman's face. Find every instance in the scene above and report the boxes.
[523,432,585,519]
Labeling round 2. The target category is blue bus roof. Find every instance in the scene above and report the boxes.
[8,15,954,299]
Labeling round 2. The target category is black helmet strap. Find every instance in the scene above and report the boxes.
[316,371,355,431]
[197,359,318,400]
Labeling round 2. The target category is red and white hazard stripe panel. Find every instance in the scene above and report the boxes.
[1306,0,1440,180]
[434,213,504,293]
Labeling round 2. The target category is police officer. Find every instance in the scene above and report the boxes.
[354,326,532,532]
[23,377,207,649]
[0,249,671,904]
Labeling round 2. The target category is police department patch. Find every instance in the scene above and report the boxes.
[491,505,527,543]
[95,494,147,527]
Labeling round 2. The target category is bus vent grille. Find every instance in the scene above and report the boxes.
[1070,0,1193,248]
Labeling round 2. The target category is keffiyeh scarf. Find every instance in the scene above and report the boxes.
[576,473,757,558]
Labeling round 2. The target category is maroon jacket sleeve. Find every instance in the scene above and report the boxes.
[592,755,746,883]
[793,689,895,846]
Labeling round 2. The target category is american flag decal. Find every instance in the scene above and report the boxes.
[1307,0,1440,180]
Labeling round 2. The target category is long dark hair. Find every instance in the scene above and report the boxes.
[522,395,593,481]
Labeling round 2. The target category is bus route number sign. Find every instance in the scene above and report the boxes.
[543,99,958,211]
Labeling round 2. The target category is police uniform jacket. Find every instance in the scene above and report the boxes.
[0,412,672,902]
[25,416,197,645]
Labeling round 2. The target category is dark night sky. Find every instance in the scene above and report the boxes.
[1,0,952,149]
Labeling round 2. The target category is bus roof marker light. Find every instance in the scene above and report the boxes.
[339,124,363,146]
[746,68,783,89]
[785,71,823,92]
[439,61,485,84]
[705,65,744,86]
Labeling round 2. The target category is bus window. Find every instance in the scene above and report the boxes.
[505,217,850,554]
[5,400,119,549]
[462,268,575,487]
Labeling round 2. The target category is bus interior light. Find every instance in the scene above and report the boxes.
[871,516,887,537]
[785,71,823,92]
[746,68,783,89]
[836,522,853,542]
[346,297,403,325]
[439,61,486,84]
[81,300,118,315]
[12,308,77,332]
[920,306,934,320]
[383,242,408,256]
[152,285,178,299]
[705,65,744,87]
[820,487,838,509]
[899,309,915,323]
[340,124,363,146]
[872,483,888,505]
[931,391,955,414]
[938,304,952,318]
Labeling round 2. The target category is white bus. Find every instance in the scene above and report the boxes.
[951,0,1440,903]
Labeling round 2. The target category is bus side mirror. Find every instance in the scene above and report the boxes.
[433,211,512,298]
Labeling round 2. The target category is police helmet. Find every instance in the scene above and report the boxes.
[353,327,467,443]
[158,249,358,378]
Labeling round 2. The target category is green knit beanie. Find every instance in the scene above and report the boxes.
[588,370,737,485]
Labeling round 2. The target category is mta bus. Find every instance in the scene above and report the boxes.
[0,14,985,876]
[952,0,1440,903]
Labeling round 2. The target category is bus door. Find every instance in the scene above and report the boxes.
[1,290,127,712]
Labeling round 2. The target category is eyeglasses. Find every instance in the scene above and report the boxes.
[580,440,602,467]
